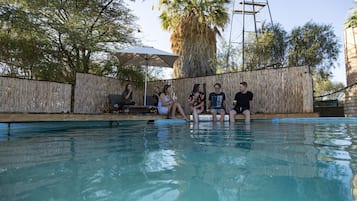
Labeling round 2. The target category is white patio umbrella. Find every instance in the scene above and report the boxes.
[114,46,178,105]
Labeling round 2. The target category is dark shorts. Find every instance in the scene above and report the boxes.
[233,107,249,114]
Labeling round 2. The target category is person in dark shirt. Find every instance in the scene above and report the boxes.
[152,86,161,106]
[188,84,205,122]
[208,83,226,122]
[230,81,253,124]
[122,83,135,105]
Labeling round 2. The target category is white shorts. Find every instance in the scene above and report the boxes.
[158,106,169,115]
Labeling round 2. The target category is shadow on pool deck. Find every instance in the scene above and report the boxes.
[0,112,319,123]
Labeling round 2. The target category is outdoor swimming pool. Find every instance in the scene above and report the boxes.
[0,118,356,201]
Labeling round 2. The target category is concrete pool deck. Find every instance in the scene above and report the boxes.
[0,112,320,123]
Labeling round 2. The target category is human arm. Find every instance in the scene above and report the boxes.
[249,92,254,114]
[206,93,212,111]
[187,94,194,106]
[123,90,132,100]
[232,93,238,107]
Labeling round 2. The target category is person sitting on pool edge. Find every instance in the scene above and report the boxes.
[230,81,253,124]
[187,84,205,122]
[157,84,188,120]
[208,83,226,123]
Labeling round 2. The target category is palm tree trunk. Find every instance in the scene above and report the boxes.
[171,13,217,78]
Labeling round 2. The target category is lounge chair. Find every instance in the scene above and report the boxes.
[108,94,157,114]
[108,94,126,112]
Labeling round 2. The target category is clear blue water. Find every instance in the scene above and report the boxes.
[0,119,357,201]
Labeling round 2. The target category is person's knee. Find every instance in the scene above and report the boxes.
[243,110,250,116]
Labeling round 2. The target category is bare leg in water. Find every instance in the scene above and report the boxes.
[170,102,188,120]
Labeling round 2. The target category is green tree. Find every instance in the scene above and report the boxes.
[100,55,146,83]
[235,21,341,96]
[313,72,345,101]
[241,21,339,76]
[0,0,138,83]
[158,0,230,78]
[216,38,240,73]
[0,3,48,78]
[287,22,340,75]
[244,23,287,70]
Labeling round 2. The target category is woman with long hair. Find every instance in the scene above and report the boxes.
[187,84,205,122]
[122,83,135,105]
[157,84,188,120]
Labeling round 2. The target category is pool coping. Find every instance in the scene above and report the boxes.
[0,112,320,123]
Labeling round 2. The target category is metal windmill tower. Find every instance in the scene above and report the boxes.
[228,0,273,71]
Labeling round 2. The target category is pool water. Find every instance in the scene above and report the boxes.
[0,119,356,201]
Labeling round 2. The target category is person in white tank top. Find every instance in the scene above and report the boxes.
[157,84,188,120]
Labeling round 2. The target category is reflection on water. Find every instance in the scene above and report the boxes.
[0,120,356,201]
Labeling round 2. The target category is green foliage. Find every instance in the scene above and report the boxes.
[345,5,357,28]
[244,23,287,70]
[218,21,342,96]
[216,38,241,73]
[0,0,138,83]
[287,22,340,72]
[313,73,345,101]
[159,0,230,31]
[239,21,339,74]
[101,55,146,84]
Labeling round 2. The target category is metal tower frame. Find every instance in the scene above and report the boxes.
[228,0,273,71]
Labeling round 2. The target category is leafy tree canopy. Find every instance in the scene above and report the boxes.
[287,21,340,74]
[222,21,340,76]
[217,21,342,96]
[243,23,287,71]
[0,0,139,83]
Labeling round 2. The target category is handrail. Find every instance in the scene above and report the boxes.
[314,81,357,98]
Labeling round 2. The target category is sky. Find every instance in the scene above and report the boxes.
[128,0,356,84]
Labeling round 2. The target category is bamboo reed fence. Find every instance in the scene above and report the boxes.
[148,66,313,114]
[1,66,314,114]
[73,73,144,113]
[0,77,71,113]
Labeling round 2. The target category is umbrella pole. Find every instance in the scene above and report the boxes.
[144,64,148,106]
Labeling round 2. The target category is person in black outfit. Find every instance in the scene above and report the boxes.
[122,83,135,105]
[152,86,161,106]
[230,81,253,124]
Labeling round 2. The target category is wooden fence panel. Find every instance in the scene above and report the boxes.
[147,66,313,114]
[0,77,71,113]
[73,73,144,113]
[0,66,313,114]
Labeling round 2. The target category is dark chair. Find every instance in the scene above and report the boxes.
[108,94,125,112]
[144,96,156,106]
